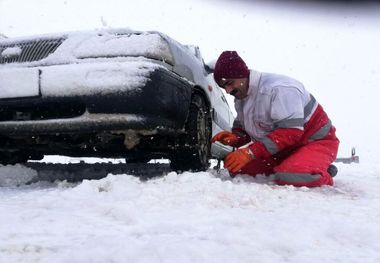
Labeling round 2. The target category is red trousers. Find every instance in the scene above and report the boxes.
[240,126,339,187]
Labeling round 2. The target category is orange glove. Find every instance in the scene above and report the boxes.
[211,131,240,146]
[224,147,255,174]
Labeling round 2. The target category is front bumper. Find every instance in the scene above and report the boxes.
[0,64,193,135]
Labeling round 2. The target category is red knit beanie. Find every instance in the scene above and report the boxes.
[213,51,249,85]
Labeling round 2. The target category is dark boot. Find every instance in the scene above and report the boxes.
[327,164,338,177]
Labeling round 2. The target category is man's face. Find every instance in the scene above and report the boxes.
[219,77,249,99]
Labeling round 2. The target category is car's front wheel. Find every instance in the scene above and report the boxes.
[170,93,211,172]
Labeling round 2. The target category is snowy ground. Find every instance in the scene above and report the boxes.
[1,0,380,262]
[0,160,379,263]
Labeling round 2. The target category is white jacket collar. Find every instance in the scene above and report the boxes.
[247,69,261,98]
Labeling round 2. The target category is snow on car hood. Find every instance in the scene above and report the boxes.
[0,29,175,67]
[73,32,173,62]
[0,29,173,97]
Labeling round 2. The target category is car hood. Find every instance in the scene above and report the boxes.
[0,28,175,67]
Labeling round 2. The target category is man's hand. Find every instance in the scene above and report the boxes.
[211,131,240,146]
[224,147,255,174]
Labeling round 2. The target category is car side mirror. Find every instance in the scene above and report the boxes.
[204,64,213,74]
[204,59,216,74]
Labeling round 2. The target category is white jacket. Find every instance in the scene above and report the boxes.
[233,70,318,140]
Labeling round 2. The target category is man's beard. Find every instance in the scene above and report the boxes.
[230,89,238,96]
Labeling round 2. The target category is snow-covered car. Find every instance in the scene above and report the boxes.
[0,29,234,171]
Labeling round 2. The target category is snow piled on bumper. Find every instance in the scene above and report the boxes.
[0,60,163,99]
[40,60,162,97]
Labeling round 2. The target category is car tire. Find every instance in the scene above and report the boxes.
[0,152,29,165]
[170,93,211,172]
